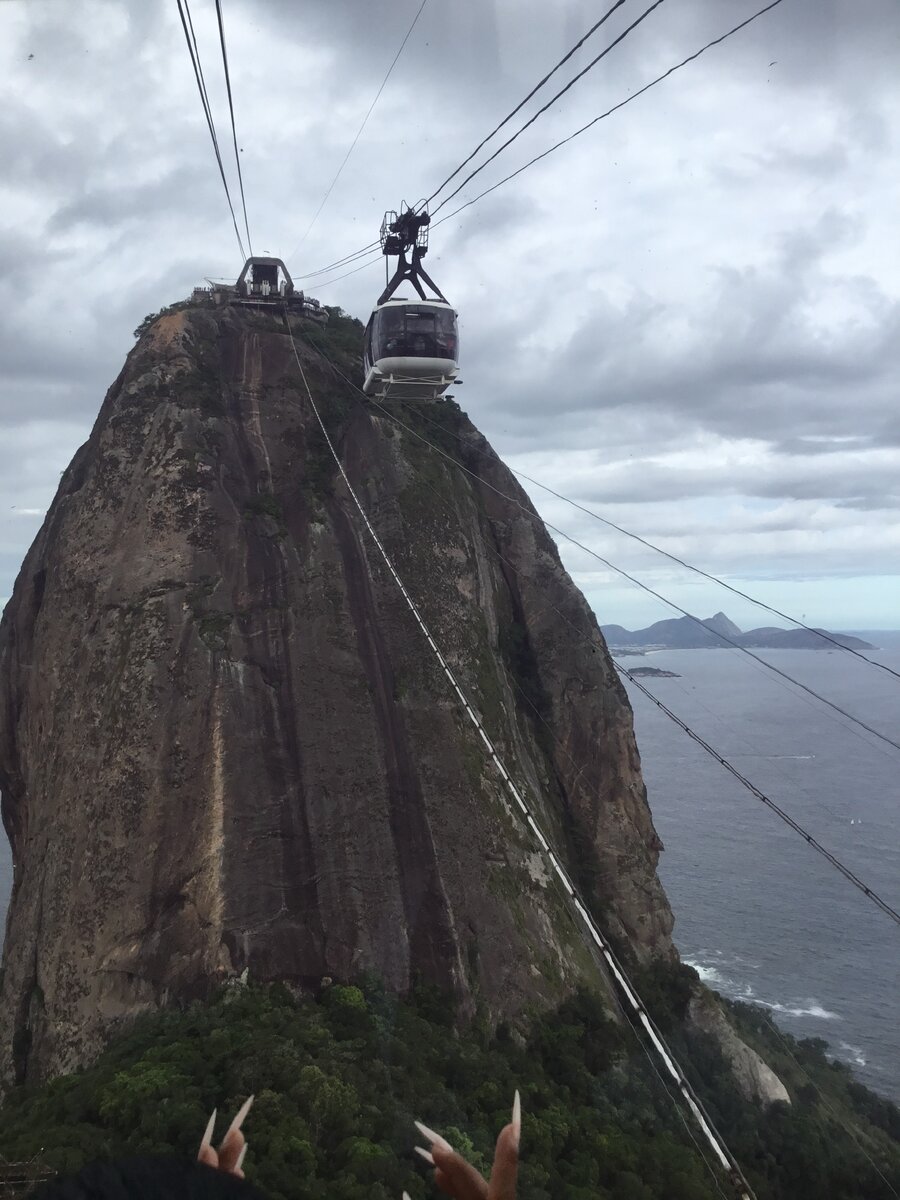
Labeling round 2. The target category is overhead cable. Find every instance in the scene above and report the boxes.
[431,0,668,215]
[302,0,788,292]
[375,396,896,683]
[509,468,900,683]
[432,0,787,228]
[296,241,382,280]
[283,313,756,1200]
[289,0,429,262]
[300,335,900,931]
[621,667,900,927]
[311,362,900,756]
[311,250,383,290]
[214,0,253,256]
[425,0,631,205]
[175,0,246,261]
[317,357,893,683]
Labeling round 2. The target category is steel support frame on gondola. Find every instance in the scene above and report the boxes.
[377,206,447,305]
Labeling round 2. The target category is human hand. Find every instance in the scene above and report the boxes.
[197,1095,254,1179]
[406,1091,520,1200]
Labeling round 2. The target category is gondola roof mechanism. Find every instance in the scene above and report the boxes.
[377,204,447,305]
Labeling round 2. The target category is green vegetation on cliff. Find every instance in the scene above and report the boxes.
[1,980,897,1200]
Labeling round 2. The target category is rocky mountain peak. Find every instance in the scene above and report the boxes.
[0,301,676,1087]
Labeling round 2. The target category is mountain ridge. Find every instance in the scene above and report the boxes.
[603,611,875,651]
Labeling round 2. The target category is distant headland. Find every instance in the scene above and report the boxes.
[602,611,876,653]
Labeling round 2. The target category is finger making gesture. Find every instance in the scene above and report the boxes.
[406,1091,521,1200]
[197,1095,254,1179]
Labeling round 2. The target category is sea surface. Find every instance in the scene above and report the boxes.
[0,647,897,1102]
[622,646,900,1102]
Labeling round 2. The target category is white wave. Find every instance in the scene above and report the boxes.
[689,963,726,986]
[685,955,842,1021]
[838,1041,867,1067]
[758,999,842,1021]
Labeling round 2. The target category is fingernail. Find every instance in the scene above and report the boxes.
[200,1109,217,1150]
[236,1144,248,1171]
[227,1095,254,1137]
[414,1119,453,1152]
[512,1090,521,1146]
[414,1146,435,1165]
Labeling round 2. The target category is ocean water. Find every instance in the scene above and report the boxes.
[0,648,897,1103]
[623,646,900,1102]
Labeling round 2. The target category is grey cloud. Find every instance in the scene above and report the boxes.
[461,210,900,459]
[2,0,899,624]
[47,163,217,234]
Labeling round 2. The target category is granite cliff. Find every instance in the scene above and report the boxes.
[0,302,681,1089]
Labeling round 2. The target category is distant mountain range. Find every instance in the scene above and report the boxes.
[601,611,875,652]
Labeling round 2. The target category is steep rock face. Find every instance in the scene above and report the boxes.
[0,304,674,1088]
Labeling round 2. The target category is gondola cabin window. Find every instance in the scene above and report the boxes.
[372,304,458,361]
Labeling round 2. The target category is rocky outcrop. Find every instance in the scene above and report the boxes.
[689,993,791,1107]
[0,304,675,1088]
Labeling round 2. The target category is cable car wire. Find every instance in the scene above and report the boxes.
[425,0,631,206]
[283,313,757,1200]
[296,242,381,280]
[384,392,899,685]
[392,434,890,841]
[431,0,668,215]
[431,0,787,229]
[214,0,253,256]
[305,334,900,926]
[620,667,900,926]
[298,0,788,294]
[175,0,246,261]
[289,0,430,263]
[318,334,897,686]
[305,349,900,757]
[312,250,383,290]
[508,468,900,683]
[328,385,899,929]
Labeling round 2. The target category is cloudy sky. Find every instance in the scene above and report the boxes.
[2,0,899,631]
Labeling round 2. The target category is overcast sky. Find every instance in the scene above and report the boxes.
[1,0,899,631]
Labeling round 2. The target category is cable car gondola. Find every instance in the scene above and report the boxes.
[363,206,459,403]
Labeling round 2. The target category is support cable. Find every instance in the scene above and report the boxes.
[293,1,789,300]
[299,335,900,929]
[175,0,246,261]
[289,0,429,262]
[509,468,900,683]
[312,250,384,291]
[310,342,897,684]
[620,667,900,927]
[214,0,253,256]
[425,0,631,205]
[431,0,787,228]
[296,242,382,280]
[300,348,900,757]
[431,0,668,215]
[283,313,756,1200]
